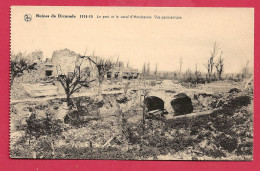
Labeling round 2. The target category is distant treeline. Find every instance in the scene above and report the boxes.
[142,71,252,84]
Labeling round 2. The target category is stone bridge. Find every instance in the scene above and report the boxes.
[139,86,200,115]
[145,89,177,114]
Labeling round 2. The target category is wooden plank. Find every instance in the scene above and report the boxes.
[102,136,116,148]
[172,109,215,120]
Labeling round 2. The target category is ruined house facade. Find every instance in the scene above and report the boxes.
[13,49,140,97]
[40,49,140,81]
[14,49,140,84]
[39,49,98,79]
[106,66,140,81]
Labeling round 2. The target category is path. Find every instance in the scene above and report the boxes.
[11,90,125,105]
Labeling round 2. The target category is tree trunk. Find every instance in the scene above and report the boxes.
[32,137,37,159]
[10,74,16,86]
[142,98,146,135]
[50,138,55,158]
[32,151,37,159]
[98,81,102,96]
[66,93,72,107]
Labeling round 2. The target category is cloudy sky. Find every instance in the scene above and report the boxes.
[11,6,254,73]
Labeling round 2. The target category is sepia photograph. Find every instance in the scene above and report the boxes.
[10,6,254,160]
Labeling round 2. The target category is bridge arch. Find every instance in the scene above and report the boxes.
[146,89,175,114]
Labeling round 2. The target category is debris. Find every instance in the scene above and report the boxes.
[241,76,253,90]
[215,99,221,108]
[165,90,176,93]
[94,96,104,108]
[116,94,128,103]
[225,96,251,109]
[146,109,164,119]
[228,88,241,94]
[164,109,214,121]
[10,79,253,160]
[102,136,116,147]
[22,83,58,97]
[216,134,238,152]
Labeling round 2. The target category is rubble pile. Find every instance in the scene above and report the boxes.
[157,80,184,91]
[11,83,31,100]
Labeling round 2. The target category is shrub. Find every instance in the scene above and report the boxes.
[26,112,64,158]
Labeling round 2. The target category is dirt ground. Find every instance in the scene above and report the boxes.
[10,80,253,160]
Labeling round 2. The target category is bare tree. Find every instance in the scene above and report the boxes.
[212,72,217,81]
[119,61,124,67]
[78,53,114,96]
[236,74,241,81]
[116,56,119,67]
[56,56,94,106]
[10,53,37,86]
[115,55,124,67]
[215,51,224,80]
[242,60,249,79]
[185,68,192,82]
[26,110,63,159]
[95,58,113,95]
[154,63,158,80]
[205,42,219,82]
[194,64,201,82]
[142,89,149,135]
[179,58,183,79]
[146,62,150,76]
[173,72,178,80]
[142,62,146,77]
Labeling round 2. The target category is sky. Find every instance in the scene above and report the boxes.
[11,6,254,74]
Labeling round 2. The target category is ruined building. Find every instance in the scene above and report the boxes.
[41,49,140,81]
